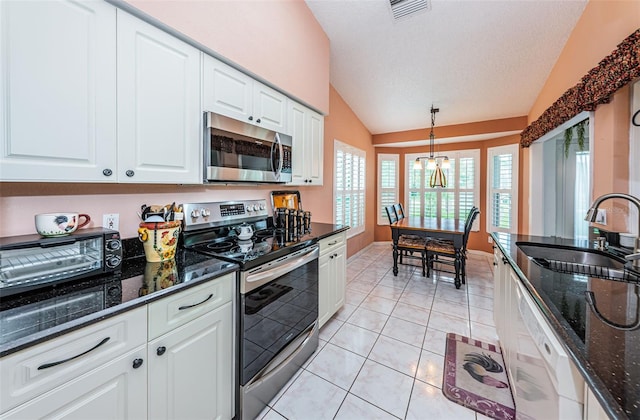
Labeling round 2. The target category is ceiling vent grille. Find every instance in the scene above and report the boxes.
[389,0,431,20]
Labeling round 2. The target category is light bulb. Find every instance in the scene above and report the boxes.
[442,157,451,169]
[426,158,437,170]
[413,159,423,170]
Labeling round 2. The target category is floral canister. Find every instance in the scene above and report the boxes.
[138,220,181,262]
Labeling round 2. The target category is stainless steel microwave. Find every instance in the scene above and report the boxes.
[204,112,292,183]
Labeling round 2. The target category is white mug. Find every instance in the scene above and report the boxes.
[35,213,91,237]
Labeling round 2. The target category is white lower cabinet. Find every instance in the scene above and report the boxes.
[319,232,346,327]
[147,301,233,420]
[1,345,147,420]
[0,307,147,417]
[0,273,236,419]
[583,386,609,420]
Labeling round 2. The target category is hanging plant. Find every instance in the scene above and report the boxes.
[563,119,588,158]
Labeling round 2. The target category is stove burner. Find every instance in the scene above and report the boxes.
[207,241,234,253]
[254,229,275,239]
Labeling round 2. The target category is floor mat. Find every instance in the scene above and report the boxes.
[443,333,515,420]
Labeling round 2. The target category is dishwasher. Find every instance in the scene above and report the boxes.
[505,272,584,419]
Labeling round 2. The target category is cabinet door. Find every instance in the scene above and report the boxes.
[288,102,324,186]
[318,252,332,327]
[253,82,288,133]
[1,346,147,420]
[0,307,146,414]
[0,0,117,182]
[306,110,325,185]
[288,102,307,185]
[117,10,201,184]
[203,55,253,123]
[148,302,234,420]
[331,245,347,314]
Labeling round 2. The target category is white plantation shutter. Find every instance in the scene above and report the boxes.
[335,140,366,236]
[487,144,518,234]
[405,150,479,229]
[378,154,399,224]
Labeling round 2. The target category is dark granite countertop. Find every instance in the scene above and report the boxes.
[491,232,639,420]
[0,248,238,358]
[309,222,350,240]
[0,223,347,358]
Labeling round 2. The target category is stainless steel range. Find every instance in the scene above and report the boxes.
[181,199,319,420]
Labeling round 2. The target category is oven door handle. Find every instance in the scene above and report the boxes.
[243,246,318,293]
[244,321,317,391]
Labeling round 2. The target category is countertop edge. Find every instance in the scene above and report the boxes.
[0,263,238,358]
[490,233,627,420]
[311,223,350,240]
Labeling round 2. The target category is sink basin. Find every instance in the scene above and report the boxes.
[516,242,638,282]
[517,242,626,269]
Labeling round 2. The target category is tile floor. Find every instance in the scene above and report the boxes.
[258,242,499,420]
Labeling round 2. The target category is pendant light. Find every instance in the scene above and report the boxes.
[412,106,448,187]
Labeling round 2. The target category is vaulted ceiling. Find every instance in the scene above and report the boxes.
[305,0,588,143]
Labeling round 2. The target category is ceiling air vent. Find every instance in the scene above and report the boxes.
[389,0,431,20]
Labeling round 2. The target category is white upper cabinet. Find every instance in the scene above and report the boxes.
[203,55,288,133]
[117,10,202,184]
[0,0,117,182]
[0,2,202,184]
[288,101,324,185]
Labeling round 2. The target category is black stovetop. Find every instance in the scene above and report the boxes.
[184,220,318,270]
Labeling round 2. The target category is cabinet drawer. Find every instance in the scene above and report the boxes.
[148,273,233,340]
[0,306,146,414]
[319,232,346,256]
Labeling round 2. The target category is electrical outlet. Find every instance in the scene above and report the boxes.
[595,209,607,225]
[488,236,493,243]
[103,213,119,230]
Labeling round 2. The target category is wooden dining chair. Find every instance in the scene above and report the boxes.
[385,205,426,276]
[393,203,405,220]
[425,207,479,284]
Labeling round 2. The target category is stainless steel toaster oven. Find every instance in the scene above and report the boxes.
[0,228,122,297]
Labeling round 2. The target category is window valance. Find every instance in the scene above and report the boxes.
[521,28,640,147]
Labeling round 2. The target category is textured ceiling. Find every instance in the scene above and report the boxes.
[305,0,587,136]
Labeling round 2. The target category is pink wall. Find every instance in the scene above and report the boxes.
[124,0,330,114]
[303,86,375,258]
[528,0,640,122]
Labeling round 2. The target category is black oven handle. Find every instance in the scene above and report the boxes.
[242,245,319,294]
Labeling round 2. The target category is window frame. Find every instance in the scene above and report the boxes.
[377,153,399,225]
[334,140,366,238]
[486,143,519,234]
[404,149,480,231]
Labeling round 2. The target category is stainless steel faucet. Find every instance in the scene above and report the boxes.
[585,193,640,268]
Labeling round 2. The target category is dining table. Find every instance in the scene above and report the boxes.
[390,216,466,287]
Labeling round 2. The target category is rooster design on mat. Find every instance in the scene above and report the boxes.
[463,352,509,388]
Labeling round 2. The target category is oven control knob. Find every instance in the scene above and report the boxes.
[259,203,266,210]
[191,209,201,218]
[201,208,210,217]
[247,205,255,212]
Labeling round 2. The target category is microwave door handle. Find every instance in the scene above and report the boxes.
[274,132,283,178]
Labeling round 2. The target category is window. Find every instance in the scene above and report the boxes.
[377,154,399,225]
[405,150,480,230]
[334,140,366,237]
[487,144,519,234]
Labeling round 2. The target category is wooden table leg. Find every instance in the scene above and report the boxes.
[393,242,399,276]
[454,249,461,289]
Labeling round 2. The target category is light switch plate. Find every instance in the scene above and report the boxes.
[595,209,607,225]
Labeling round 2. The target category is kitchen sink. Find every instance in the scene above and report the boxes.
[516,242,638,282]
